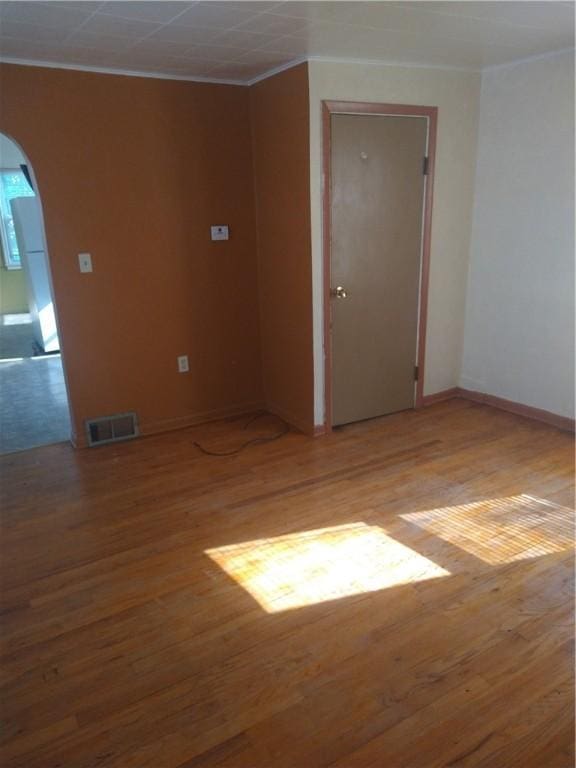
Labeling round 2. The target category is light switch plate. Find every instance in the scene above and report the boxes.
[177,355,189,373]
[211,225,229,241]
[78,252,93,273]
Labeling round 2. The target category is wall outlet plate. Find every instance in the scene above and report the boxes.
[78,252,93,273]
[211,225,229,241]
[177,355,189,373]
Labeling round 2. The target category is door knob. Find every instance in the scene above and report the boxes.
[330,285,348,299]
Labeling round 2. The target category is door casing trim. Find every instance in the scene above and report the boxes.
[321,100,438,432]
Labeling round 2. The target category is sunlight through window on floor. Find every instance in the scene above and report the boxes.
[1,313,31,326]
[401,494,574,565]
[206,522,450,613]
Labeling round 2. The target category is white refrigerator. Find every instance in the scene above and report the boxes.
[11,196,60,353]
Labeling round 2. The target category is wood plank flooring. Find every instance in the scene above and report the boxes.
[0,399,574,767]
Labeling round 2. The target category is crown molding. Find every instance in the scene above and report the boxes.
[1,46,572,88]
[306,54,479,74]
[0,56,247,86]
[481,46,575,73]
[245,56,308,86]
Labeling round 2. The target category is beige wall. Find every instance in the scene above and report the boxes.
[0,134,29,314]
[0,132,26,167]
[462,50,574,418]
[308,60,481,424]
[0,265,28,314]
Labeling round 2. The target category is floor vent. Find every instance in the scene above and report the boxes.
[86,412,139,447]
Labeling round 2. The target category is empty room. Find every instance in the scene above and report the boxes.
[0,1,574,766]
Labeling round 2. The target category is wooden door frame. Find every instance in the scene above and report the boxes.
[322,100,438,432]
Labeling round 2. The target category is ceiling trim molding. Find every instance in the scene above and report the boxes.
[305,54,479,74]
[1,46,573,88]
[0,52,479,88]
[0,56,247,86]
[245,56,308,86]
[481,46,575,73]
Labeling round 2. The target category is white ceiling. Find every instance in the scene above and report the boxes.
[0,1,573,84]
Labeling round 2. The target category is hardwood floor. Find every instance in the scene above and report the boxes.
[0,399,573,768]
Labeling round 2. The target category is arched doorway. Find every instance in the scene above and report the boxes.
[0,133,71,453]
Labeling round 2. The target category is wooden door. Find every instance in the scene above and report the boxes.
[330,114,427,425]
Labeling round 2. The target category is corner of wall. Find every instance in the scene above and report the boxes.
[249,62,315,435]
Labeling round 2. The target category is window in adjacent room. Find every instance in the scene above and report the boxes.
[0,169,35,269]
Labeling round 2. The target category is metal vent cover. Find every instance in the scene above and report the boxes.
[86,412,139,447]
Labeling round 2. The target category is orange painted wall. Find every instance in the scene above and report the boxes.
[250,63,314,434]
[0,63,263,445]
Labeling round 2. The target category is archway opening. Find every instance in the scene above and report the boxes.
[0,133,71,453]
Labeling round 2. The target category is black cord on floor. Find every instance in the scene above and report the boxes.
[193,411,290,457]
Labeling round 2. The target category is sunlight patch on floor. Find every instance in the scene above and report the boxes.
[205,522,450,613]
[1,313,31,326]
[401,494,574,565]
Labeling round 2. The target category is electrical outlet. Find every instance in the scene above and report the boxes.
[177,355,189,373]
[78,252,93,273]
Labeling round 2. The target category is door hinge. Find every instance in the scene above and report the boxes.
[423,156,429,176]
[414,365,419,381]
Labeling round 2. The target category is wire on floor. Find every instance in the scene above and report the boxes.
[193,411,290,457]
